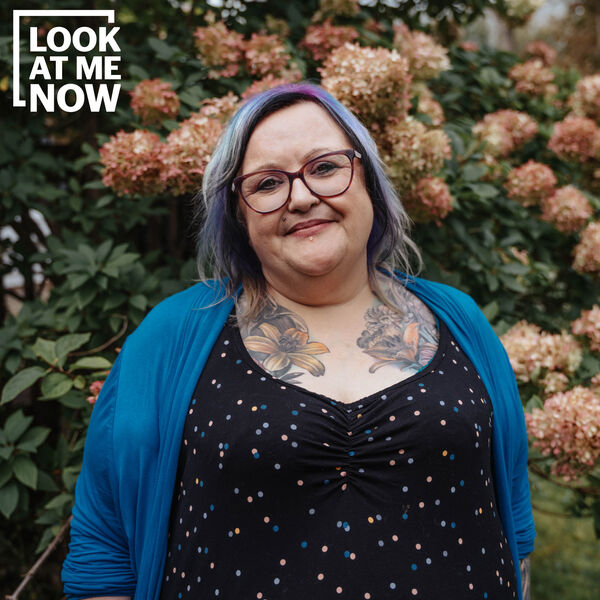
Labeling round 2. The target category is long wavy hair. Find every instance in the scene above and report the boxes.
[194,82,422,320]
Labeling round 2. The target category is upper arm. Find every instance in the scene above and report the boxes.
[62,351,137,599]
[460,288,537,559]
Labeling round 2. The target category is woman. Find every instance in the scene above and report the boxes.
[62,83,535,600]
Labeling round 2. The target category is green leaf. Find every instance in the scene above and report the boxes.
[105,252,139,270]
[0,482,19,518]
[482,301,499,322]
[129,294,147,311]
[44,492,73,510]
[525,395,543,413]
[58,392,89,409]
[129,64,150,80]
[40,373,74,400]
[467,183,499,199]
[461,163,487,182]
[55,333,91,365]
[146,37,182,61]
[37,470,59,492]
[31,337,57,365]
[13,455,37,489]
[62,466,80,492]
[70,357,112,370]
[500,262,530,276]
[0,460,12,488]
[4,410,33,443]
[16,426,50,452]
[35,527,56,554]
[1,366,45,405]
[67,273,90,290]
[73,375,86,390]
[102,293,127,312]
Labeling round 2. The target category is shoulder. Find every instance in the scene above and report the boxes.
[396,272,483,319]
[127,279,232,341]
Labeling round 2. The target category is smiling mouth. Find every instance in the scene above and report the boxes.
[286,219,333,236]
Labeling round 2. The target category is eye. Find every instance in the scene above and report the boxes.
[308,160,339,176]
[248,173,285,194]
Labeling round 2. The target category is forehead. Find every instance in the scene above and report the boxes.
[242,102,351,171]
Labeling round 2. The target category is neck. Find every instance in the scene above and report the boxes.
[264,264,375,318]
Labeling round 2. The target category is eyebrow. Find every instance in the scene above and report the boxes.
[243,147,337,173]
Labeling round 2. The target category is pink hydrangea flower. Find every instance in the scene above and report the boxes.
[320,43,412,127]
[393,24,450,81]
[572,222,600,274]
[548,116,600,163]
[508,59,557,97]
[382,117,451,191]
[539,372,569,396]
[524,40,556,66]
[540,185,593,233]
[500,320,582,383]
[473,110,538,157]
[199,92,241,123]
[571,305,600,352]
[504,160,557,207]
[193,21,244,79]
[402,176,454,225]
[412,83,445,127]
[130,79,180,126]
[568,75,600,122]
[525,386,600,481]
[99,130,165,196]
[299,20,358,62]
[244,33,292,78]
[160,114,223,196]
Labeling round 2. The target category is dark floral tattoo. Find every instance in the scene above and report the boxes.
[357,282,439,374]
[520,557,530,600]
[239,297,329,382]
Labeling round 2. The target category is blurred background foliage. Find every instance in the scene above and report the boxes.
[1,0,599,597]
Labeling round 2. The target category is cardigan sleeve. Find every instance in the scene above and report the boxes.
[61,347,137,599]
[470,293,537,560]
[505,354,537,560]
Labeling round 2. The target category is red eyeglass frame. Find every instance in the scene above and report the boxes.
[231,148,362,214]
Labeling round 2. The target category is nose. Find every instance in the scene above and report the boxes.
[287,175,320,212]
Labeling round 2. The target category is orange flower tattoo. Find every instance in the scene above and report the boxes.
[244,323,329,377]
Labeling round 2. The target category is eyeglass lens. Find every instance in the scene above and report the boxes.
[241,152,353,212]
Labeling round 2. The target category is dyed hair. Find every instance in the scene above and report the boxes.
[194,82,422,320]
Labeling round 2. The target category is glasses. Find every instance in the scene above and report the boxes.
[232,149,362,214]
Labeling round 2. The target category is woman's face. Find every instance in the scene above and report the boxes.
[237,102,374,288]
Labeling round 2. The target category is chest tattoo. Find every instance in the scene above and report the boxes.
[357,295,439,374]
[239,298,330,383]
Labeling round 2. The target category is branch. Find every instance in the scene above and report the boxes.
[69,314,129,356]
[529,462,600,497]
[531,502,583,519]
[5,515,73,600]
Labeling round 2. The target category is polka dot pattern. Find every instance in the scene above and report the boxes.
[160,317,517,598]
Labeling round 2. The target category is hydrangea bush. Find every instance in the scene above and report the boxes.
[1,0,599,595]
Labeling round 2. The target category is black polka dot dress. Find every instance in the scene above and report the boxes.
[159,315,518,599]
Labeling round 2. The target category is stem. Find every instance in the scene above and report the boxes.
[5,516,73,600]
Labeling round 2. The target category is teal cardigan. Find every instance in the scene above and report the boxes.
[62,275,535,599]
